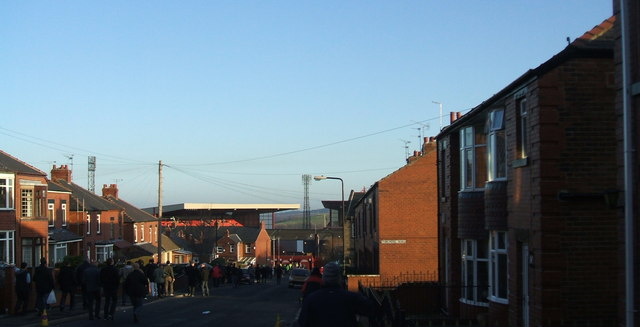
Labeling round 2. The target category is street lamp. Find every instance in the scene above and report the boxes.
[313,176,344,228]
[432,101,443,130]
[314,175,345,272]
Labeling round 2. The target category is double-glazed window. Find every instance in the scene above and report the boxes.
[229,244,235,253]
[48,200,55,226]
[459,127,487,190]
[461,239,489,305]
[0,174,14,210]
[96,244,113,263]
[517,98,529,159]
[96,214,101,234]
[21,189,34,217]
[0,231,15,265]
[86,214,91,234]
[487,109,506,181]
[61,201,67,226]
[245,243,252,253]
[134,225,139,242]
[490,231,509,302]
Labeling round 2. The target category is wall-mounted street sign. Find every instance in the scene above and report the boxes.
[381,240,406,244]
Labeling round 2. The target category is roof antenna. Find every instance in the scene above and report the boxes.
[566,36,571,45]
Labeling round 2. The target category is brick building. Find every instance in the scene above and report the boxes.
[436,17,618,326]
[0,150,50,267]
[614,1,640,325]
[349,137,438,289]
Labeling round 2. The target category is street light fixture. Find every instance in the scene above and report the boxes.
[432,101,443,130]
[313,175,345,270]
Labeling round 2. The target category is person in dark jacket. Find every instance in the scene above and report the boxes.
[100,258,119,320]
[33,258,54,315]
[75,259,90,310]
[57,260,76,312]
[301,267,323,300]
[298,262,374,327]
[124,263,148,324]
[14,262,31,315]
[83,261,101,320]
[145,259,158,297]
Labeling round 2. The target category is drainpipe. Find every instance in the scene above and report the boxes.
[620,0,635,326]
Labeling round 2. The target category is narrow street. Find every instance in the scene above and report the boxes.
[2,278,302,327]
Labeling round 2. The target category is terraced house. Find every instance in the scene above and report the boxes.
[436,17,618,326]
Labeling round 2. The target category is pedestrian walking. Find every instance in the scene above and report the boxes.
[211,264,222,288]
[153,263,165,298]
[33,257,54,316]
[163,261,175,296]
[185,262,199,296]
[275,264,283,285]
[100,258,119,320]
[119,261,133,305]
[124,262,148,324]
[14,262,31,315]
[83,261,101,320]
[298,262,374,327]
[75,259,90,310]
[57,260,76,312]
[145,259,158,297]
[200,263,211,296]
[301,267,323,300]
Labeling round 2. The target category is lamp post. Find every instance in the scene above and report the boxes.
[432,101,443,130]
[313,175,345,271]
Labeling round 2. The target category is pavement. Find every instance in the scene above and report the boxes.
[0,294,165,327]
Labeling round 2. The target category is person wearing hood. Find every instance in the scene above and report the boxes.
[301,267,323,300]
[298,262,374,327]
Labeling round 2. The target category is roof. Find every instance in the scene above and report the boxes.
[104,195,157,223]
[52,179,121,212]
[267,228,343,240]
[438,16,616,137]
[47,181,72,193]
[161,234,180,251]
[147,203,300,216]
[0,150,46,176]
[49,228,83,243]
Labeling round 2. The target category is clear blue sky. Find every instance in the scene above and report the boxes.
[1,1,612,210]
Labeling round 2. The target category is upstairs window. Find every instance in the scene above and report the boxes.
[245,243,252,253]
[96,214,101,234]
[140,224,145,241]
[460,126,487,190]
[47,200,55,226]
[517,98,529,159]
[230,244,235,253]
[0,175,14,210]
[134,225,139,242]
[487,109,506,181]
[86,214,91,234]
[61,201,67,226]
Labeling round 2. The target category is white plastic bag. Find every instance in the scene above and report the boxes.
[46,290,56,304]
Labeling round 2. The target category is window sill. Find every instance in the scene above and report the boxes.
[512,157,528,168]
[489,296,509,305]
[459,298,489,307]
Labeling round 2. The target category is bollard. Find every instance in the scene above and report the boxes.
[41,309,49,327]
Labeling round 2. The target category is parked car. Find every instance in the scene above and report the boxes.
[240,268,252,284]
[288,268,310,288]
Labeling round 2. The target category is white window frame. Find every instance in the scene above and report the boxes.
[96,214,101,234]
[459,126,487,191]
[47,200,55,227]
[140,224,145,242]
[21,188,34,218]
[229,244,235,253]
[487,109,507,181]
[134,225,139,242]
[216,246,224,253]
[0,174,14,210]
[518,98,529,159]
[245,243,252,253]
[461,239,489,306]
[149,226,153,243]
[489,231,509,303]
[61,202,67,226]
[0,230,15,265]
[86,213,91,235]
[96,244,113,263]
[53,243,67,264]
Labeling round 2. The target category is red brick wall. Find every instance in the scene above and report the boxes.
[376,142,439,280]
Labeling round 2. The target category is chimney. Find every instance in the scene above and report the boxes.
[102,184,119,199]
[51,165,72,182]
[450,112,457,123]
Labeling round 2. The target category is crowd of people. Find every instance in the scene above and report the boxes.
[11,258,374,325]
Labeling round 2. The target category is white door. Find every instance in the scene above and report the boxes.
[522,244,530,327]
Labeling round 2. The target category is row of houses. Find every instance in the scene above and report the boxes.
[339,6,639,326]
